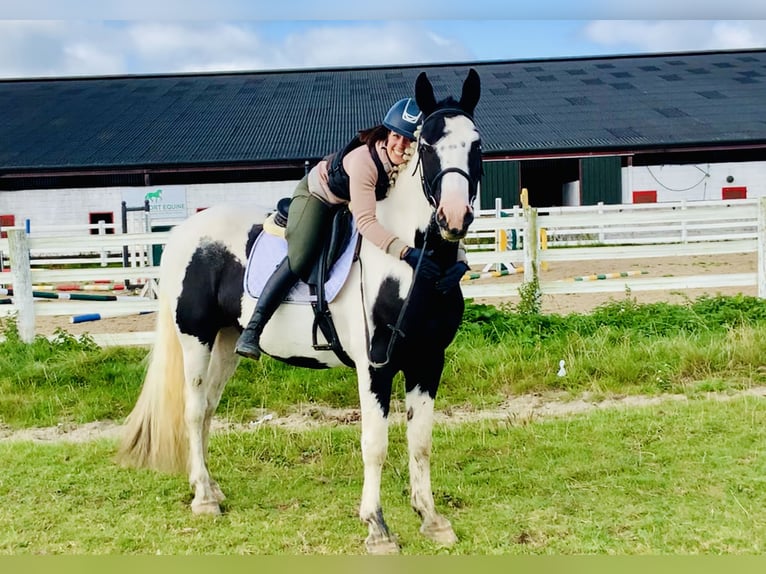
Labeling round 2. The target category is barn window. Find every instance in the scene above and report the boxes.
[89,212,114,234]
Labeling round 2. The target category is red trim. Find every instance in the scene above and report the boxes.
[721,186,747,200]
[0,214,15,238]
[632,190,657,204]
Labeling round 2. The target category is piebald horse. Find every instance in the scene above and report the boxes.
[118,69,482,553]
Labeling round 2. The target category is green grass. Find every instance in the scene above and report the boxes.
[1,294,766,428]
[2,293,766,554]
[2,397,766,554]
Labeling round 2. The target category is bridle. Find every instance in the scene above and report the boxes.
[412,107,482,209]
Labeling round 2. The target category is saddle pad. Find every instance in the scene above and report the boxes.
[244,225,358,304]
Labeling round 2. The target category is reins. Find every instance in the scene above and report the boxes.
[361,215,435,370]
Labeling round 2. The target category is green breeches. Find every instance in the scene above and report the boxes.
[285,176,334,280]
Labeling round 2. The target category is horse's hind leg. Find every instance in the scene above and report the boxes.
[180,334,226,515]
[403,354,458,547]
[358,365,399,554]
[198,327,242,505]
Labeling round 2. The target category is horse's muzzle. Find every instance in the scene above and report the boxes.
[437,207,474,241]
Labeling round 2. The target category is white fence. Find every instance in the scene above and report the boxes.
[463,197,764,299]
[1,198,764,346]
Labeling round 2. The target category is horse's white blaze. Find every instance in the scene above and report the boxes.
[433,115,480,233]
[437,182,471,232]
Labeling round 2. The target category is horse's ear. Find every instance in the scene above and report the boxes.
[415,72,437,117]
[459,68,481,115]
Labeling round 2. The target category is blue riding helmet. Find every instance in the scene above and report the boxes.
[383,98,423,140]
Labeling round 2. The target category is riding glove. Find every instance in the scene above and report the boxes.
[435,261,470,293]
[402,247,441,281]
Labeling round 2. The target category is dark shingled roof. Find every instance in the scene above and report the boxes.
[1,48,765,173]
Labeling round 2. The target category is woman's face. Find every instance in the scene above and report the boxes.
[386,131,413,165]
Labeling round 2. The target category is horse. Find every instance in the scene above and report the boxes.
[117,68,482,554]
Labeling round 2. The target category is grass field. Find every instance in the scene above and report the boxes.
[1,294,766,554]
[2,397,766,554]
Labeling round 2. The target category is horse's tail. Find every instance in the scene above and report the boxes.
[117,291,189,474]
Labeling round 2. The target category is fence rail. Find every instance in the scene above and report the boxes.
[462,196,765,301]
[1,197,764,346]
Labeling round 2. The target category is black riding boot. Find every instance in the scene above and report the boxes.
[236,257,299,359]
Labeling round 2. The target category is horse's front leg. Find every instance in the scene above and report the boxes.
[358,364,399,554]
[403,353,458,547]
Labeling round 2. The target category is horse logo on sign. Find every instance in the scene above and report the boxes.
[144,189,163,202]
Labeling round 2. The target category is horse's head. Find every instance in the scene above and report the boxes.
[414,69,482,241]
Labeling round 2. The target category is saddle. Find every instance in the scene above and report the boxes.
[261,198,359,367]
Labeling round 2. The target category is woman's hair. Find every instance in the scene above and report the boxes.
[358,125,389,148]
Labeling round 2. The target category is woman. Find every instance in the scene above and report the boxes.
[236,97,465,359]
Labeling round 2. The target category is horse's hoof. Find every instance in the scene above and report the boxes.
[365,536,400,555]
[210,482,226,503]
[191,500,222,515]
[421,520,458,546]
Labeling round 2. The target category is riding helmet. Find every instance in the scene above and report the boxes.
[383,98,423,140]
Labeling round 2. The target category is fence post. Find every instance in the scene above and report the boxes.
[7,228,35,343]
[98,219,108,267]
[758,196,766,299]
[597,201,605,243]
[523,206,539,285]
[490,197,503,273]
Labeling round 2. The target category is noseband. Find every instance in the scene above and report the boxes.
[413,108,481,208]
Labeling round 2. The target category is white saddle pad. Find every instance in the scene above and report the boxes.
[244,223,358,304]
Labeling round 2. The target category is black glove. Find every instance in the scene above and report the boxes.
[436,261,470,293]
[402,247,440,281]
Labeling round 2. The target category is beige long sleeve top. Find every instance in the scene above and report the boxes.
[308,140,409,258]
[307,139,468,265]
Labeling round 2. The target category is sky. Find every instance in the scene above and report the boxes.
[1,1,766,79]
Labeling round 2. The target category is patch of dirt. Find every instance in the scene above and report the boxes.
[30,253,757,337]
[3,387,765,444]
[468,251,757,313]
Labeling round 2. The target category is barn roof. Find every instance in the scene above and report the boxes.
[1,48,765,174]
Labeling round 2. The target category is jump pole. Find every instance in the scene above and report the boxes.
[566,270,648,282]
[4,287,152,303]
[31,291,118,301]
[70,310,155,324]
[461,267,524,282]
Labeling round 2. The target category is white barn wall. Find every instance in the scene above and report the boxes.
[184,181,298,213]
[0,180,299,234]
[3,160,765,233]
[622,161,766,203]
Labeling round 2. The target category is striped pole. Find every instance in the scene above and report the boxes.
[567,270,648,282]
[55,283,126,291]
[32,290,118,301]
[462,267,524,281]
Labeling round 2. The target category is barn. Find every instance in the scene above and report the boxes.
[1,47,765,233]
